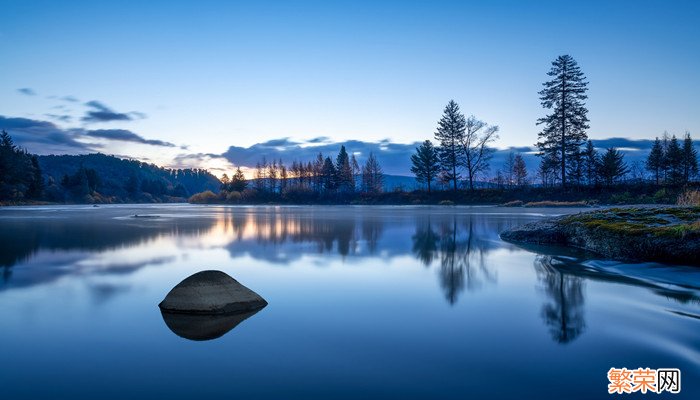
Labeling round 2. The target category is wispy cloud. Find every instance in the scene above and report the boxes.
[0,115,96,154]
[81,100,146,123]
[0,114,177,155]
[17,88,37,96]
[45,113,73,123]
[85,129,175,147]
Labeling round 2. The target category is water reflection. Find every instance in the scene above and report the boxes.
[412,216,497,304]
[3,206,699,313]
[531,252,700,344]
[535,255,586,344]
[160,309,264,341]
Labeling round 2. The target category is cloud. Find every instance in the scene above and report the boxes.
[82,100,139,123]
[221,136,697,177]
[306,136,331,144]
[45,114,73,123]
[85,129,175,147]
[0,115,96,154]
[61,95,79,103]
[222,138,419,175]
[0,115,178,154]
[17,88,37,96]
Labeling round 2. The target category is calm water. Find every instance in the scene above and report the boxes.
[0,205,698,399]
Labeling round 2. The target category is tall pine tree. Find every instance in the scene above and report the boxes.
[646,137,665,185]
[682,132,698,183]
[410,140,440,193]
[434,100,466,192]
[599,148,628,186]
[536,55,589,188]
[335,145,354,193]
[583,140,599,186]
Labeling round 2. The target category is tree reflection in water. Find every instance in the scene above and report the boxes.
[412,216,497,305]
[534,255,586,344]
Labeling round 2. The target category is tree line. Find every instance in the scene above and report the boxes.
[409,54,698,192]
[196,146,386,203]
[0,130,219,203]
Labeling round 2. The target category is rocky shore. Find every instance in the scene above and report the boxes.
[500,207,700,265]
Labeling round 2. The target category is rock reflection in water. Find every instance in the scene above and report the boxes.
[160,309,263,341]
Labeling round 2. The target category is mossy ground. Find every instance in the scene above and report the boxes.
[563,207,700,239]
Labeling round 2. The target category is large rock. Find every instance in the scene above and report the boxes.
[159,270,268,315]
[500,207,700,265]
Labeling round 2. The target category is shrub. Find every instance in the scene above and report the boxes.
[188,190,218,204]
[226,191,242,202]
[677,189,700,206]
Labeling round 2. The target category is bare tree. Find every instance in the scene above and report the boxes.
[460,115,499,190]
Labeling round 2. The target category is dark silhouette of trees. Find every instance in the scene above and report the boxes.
[461,115,499,190]
[536,55,589,188]
[230,167,248,192]
[361,152,384,194]
[598,148,628,186]
[435,100,466,192]
[646,137,664,185]
[582,140,599,186]
[321,156,337,192]
[513,153,528,186]
[665,135,684,185]
[335,145,355,193]
[410,140,440,193]
[0,130,44,201]
[681,132,698,183]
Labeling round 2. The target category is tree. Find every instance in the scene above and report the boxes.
[321,156,337,192]
[335,145,354,193]
[254,161,265,191]
[230,167,248,192]
[682,132,698,183]
[220,173,231,191]
[461,115,499,190]
[665,135,684,185]
[646,137,664,185]
[267,159,278,192]
[361,152,384,193]
[410,140,440,193]
[503,152,515,187]
[26,155,44,199]
[583,140,599,186]
[598,148,628,186]
[536,55,589,188]
[351,154,360,190]
[279,160,288,192]
[513,153,528,186]
[434,100,466,192]
[538,153,560,187]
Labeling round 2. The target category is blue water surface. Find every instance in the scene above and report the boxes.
[0,205,698,399]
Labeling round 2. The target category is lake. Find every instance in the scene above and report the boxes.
[0,205,698,399]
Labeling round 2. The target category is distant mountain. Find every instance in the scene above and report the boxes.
[38,153,220,202]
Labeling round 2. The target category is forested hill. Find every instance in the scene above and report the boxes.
[37,153,221,203]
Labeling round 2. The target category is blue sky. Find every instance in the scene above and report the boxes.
[1,0,699,174]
